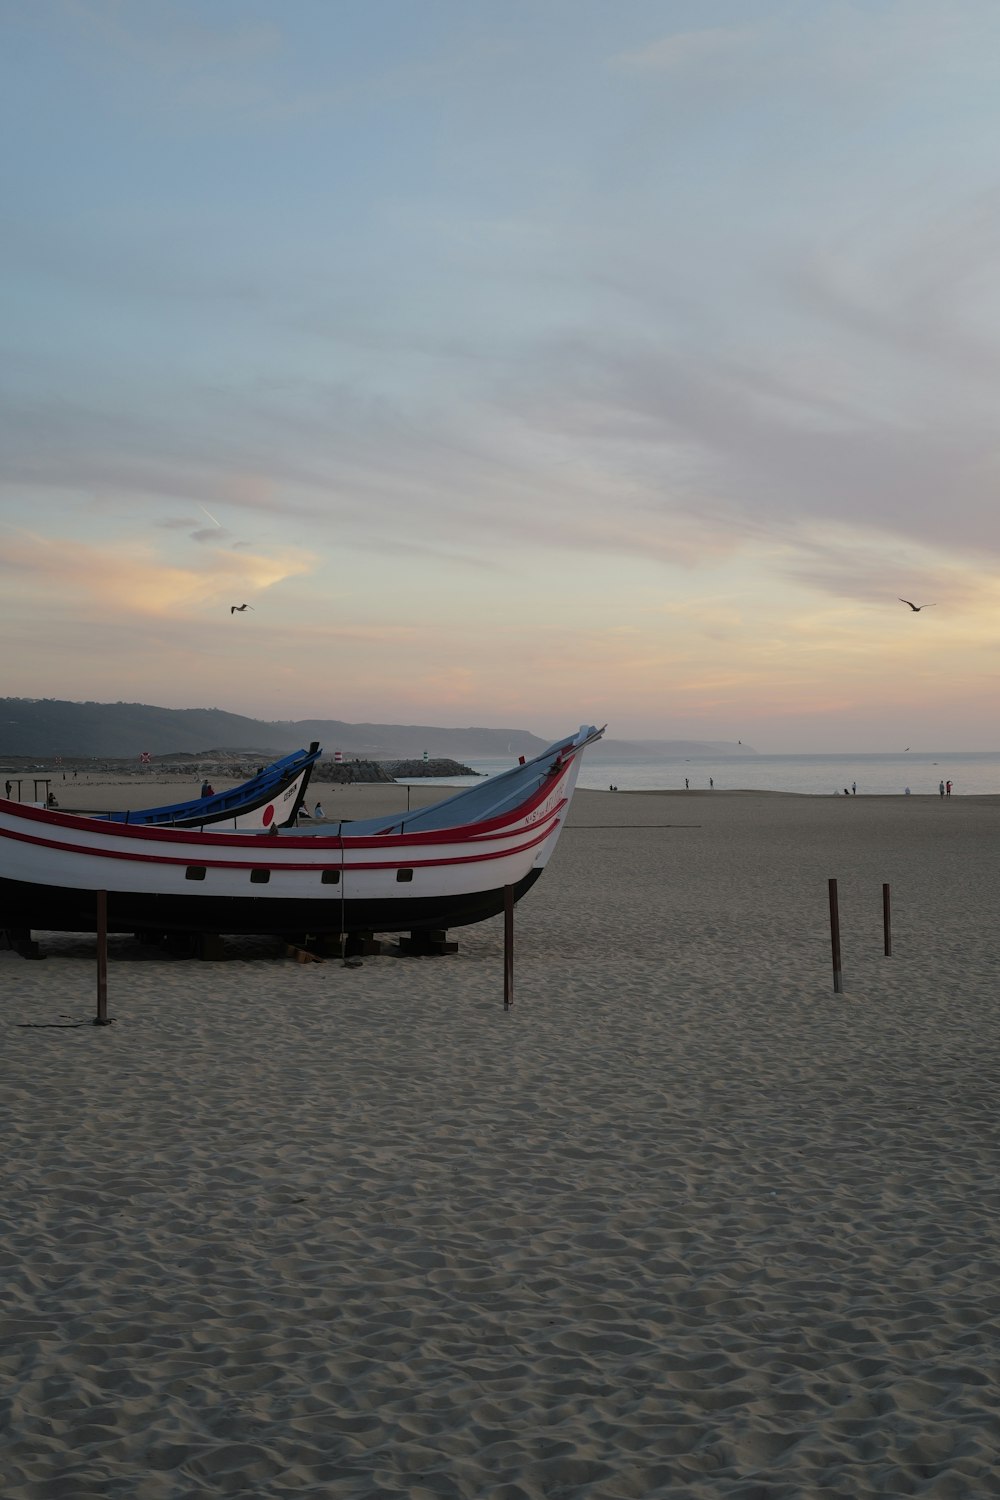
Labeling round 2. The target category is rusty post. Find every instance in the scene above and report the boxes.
[883,882,892,957]
[828,878,843,993]
[503,884,514,1010]
[94,890,111,1025]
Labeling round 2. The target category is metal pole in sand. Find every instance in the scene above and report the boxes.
[883,882,892,957]
[828,878,843,993]
[503,884,514,1010]
[94,890,112,1025]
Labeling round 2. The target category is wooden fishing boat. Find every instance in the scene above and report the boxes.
[0,725,603,941]
[86,743,321,830]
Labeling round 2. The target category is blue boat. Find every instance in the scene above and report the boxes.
[92,743,321,829]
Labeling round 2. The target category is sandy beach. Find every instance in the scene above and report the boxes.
[5,784,1000,1497]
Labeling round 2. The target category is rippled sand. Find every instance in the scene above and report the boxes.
[4,787,1000,1497]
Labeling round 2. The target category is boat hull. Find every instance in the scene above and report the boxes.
[0,725,603,941]
[0,867,542,938]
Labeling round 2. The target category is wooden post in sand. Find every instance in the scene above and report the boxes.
[94,890,112,1025]
[828,878,843,993]
[882,882,892,957]
[503,884,514,1010]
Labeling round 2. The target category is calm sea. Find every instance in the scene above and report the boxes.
[398,751,1000,797]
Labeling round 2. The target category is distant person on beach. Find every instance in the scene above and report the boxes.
[946,780,952,796]
[852,781,857,795]
[939,780,945,798]
[685,777,689,789]
[46,791,58,807]
[200,780,214,798]
[905,786,911,796]
[709,777,714,789]
[4,780,10,798]
[314,801,325,819]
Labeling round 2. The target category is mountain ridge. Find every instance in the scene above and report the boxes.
[0,698,754,761]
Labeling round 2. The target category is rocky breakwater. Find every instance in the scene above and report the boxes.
[311,759,395,785]
[381,758,478,779]
[310,756,479,780]
[311,758,477,784]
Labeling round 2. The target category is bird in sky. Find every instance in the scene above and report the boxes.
[898,598,935,611]
[230,604,254,614]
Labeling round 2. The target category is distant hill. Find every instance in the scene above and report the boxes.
[0,699,755,762]
[0,699,551,761]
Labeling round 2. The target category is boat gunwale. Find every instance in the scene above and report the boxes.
[0,761,576,850]
[0,815,562,875]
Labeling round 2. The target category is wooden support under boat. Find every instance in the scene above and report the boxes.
[284,942,325,964]
[347,931,383,957]
[2,928,42,959]
[394,929,459,956]
[159,930,227,960]
[196,933,227,962]
[289,931,384,958]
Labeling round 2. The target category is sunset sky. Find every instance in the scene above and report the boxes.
[3,1,1000,751]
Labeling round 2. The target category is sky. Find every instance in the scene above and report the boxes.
[3,0,1000,752]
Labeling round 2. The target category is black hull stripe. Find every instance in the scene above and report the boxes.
[0,870,543,938]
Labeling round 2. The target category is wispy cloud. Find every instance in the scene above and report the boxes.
[614,25,751,73]
[0,529,317,617]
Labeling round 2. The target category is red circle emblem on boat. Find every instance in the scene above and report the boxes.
[262,804,274,825]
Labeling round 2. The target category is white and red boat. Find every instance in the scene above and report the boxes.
[0,725,603,941]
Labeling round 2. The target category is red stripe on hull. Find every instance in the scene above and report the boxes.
[0,813,562,873]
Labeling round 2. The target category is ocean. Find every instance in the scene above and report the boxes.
[398,750,1000,797]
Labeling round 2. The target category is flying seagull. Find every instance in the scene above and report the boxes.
[898,598,935,611]
[230,604,254,614]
